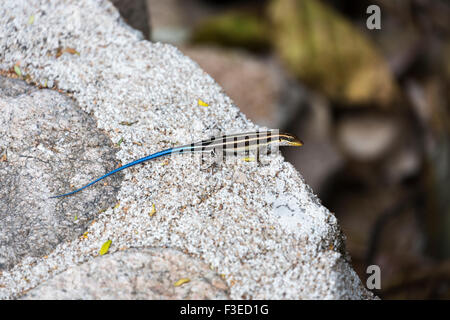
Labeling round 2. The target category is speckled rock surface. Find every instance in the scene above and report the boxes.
[21,248,230,299]
[0,0,375,299]
[0,76,35,97]
[0,76,121,271]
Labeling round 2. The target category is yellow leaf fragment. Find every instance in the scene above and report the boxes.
[99,240,112,256]
[174,278,190,287]
[149,204,156,217]
[242,157,255,162]
[28,15,35,25]
[198,99,209,107]
[113,202,120,210]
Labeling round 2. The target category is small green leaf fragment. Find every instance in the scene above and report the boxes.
[116,137,124,147]
[99,240,112,255]
[28,15,35,25]
[14,65,22,77]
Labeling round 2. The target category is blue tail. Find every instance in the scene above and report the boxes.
[50,148,173,198]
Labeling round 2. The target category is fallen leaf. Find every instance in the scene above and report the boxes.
[98,207,107,214]
[99,240,112,255]
[149,204,156,217]
[198,99,209,107]
[64,47,79,55]
[56,47,80,58]
[119,120,138,126]
[174,278,190,287]
[14,64,22,77]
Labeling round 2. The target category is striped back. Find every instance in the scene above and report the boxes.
[173,130,295,155]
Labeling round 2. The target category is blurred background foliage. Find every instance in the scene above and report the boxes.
[114,0,450,299]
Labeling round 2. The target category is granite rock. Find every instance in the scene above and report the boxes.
[22,248,230,299]
[0,0,375,300]
[0,76,122,271]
